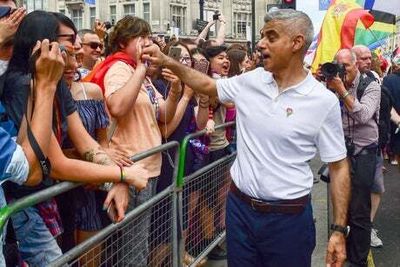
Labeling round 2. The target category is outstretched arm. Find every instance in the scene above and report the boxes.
[142,45,217,97]
[326,158,351,267]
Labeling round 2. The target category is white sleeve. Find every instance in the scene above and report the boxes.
[4,144,29,185]
[316,101,347,162]
[216,74,245,104]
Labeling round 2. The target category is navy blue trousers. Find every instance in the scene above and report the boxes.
[226,191,316,267]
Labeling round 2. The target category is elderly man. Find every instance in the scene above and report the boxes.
[143,9,350,267]
[77,29,102,79]
[328,48,381,267]
[352,44,385,248]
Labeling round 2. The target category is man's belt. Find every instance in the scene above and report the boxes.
[230,182,309,214]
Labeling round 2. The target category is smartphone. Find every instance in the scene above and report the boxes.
[107,200,118,223]
[193,59,210,74]
[168,46,182,61]
[213,13,220,21]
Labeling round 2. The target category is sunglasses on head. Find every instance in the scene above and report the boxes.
[82,42,103,50]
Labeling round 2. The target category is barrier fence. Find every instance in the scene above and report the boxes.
[0,122,237,267]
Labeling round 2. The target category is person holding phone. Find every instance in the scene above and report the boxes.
[90,16,181,265]
[150,40,209,266]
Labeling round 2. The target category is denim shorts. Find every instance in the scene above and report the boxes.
[11,206,62,266]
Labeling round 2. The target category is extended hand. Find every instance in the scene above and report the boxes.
[142,44,168,67]
[104,147,134,167]
[326,232,346,267]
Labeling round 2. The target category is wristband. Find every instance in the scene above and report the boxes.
[341,91,350,99]
[119,166,126,183]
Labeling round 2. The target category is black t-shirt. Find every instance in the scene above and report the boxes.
[1,71,76,198]
[383,73,400,112]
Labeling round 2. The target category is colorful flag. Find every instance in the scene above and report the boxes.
[311,0,374,72]
[354,9,396,50]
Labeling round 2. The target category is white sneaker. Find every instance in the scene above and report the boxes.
[371,228,383,248]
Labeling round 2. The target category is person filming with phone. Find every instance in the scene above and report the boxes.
[143,9,350,267]
[327,48,381,267]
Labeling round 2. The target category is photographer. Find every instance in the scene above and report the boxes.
[327,48,380,267]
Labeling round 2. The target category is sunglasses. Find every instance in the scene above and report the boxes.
[57,33,76,45]
[82,42,104,50]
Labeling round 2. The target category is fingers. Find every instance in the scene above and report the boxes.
[103,191,112,210]
[115,201,125,222]
[31,40,41,57]
[8,7,25,26]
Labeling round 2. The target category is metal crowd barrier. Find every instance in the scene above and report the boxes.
[177,122,236,266]
[49,141,180,267]
[0,122,237,267]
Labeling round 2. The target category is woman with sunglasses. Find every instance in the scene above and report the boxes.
[92,16,181,266]
[1,11,148,266]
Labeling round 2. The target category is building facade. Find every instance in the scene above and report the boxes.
[32,0,279,42]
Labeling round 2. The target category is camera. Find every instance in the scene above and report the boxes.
[345,137,355,157]
[104,21,112,30]
[213,11,220,21]
[320,62,346,81]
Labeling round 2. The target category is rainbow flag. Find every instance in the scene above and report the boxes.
[354,9,396,50]
[311,0,374,71]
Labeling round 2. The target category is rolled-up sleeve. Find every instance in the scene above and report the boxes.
[4,144,29,185]
[350,81,381,124]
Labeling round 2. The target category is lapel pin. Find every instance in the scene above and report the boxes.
[286,107,293,117]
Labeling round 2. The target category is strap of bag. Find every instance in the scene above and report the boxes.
[25,78,52,180]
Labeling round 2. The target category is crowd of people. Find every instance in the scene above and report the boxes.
[0,1,399,266]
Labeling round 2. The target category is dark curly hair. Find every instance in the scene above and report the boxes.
[108,16,151,55]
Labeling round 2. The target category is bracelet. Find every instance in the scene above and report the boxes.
[341,91,351,99]
[119,166,126,183]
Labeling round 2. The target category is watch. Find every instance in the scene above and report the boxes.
[330,224,350,237]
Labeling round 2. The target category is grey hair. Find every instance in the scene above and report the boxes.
[264,9,314,54]
[335,49,357,63]
[351,45,370,58]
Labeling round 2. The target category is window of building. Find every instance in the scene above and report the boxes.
[90,7,96,29]
[123,4,135,16]
[59,9,65,14]
[110,5,116,24]
[72,9,83,30]
[234,12,250,39]
[143,3,150,22]
[170,5,186,35]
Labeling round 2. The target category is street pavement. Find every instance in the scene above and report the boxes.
[205,158,400,267]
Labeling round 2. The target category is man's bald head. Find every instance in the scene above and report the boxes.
[351,45,372,73]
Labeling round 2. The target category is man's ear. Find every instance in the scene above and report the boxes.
[292,34,305,54]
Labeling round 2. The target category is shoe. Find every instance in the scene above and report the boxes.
[371,228,383,248]
[390,159,398,165]
[208,245,227,260]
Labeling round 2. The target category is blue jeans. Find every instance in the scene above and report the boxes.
[11,206,62,266]
[226,192,316,267]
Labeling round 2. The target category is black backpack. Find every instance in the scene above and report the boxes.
[356,72,393,148]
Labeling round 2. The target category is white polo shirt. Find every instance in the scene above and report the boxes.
[216,68,347,200]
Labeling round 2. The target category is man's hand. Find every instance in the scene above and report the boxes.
[0,7,25,47]
[142,44,168,67]
[326,76,346,96]
[94,19,107,41]
[103,183,129,223]
[33,40,65,90]
[326,232,347,267]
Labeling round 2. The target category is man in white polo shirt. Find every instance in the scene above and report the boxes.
[143,9,351,267]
